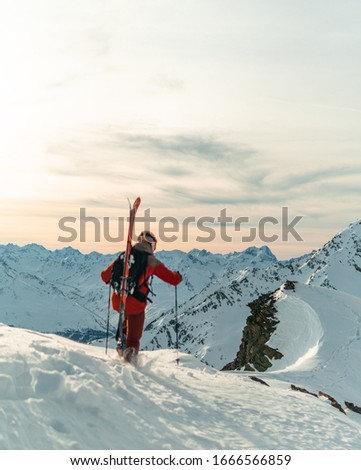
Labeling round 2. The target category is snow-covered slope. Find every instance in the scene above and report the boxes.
[0,243,111,339]
[302,219,361,296]
[1,322,360,450]
[267,283,361,406]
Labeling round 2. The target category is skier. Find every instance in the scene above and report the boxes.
[101,230,182,363]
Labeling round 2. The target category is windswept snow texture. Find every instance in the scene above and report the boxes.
[268,284,361,406]
[0,323,361,450]
[270,287,324,372]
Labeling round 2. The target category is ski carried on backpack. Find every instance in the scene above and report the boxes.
[115,197,141,353]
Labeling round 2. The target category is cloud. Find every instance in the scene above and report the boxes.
[158,184,291,207]
[265,165,361,191]
[47,130,258,176]
[123,134,257,163]
[159,166,193,177]
[47,135,139,181]
[169,190,258,206]
[46,130,265,210]
[47,129,361,215]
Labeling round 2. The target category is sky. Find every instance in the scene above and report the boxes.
[1,0,360,258]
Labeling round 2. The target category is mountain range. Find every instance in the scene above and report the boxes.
[0,240,277,347]
[1,220,361,450]
[1,220,361,373]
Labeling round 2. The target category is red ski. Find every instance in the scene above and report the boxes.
[115,197,141,352]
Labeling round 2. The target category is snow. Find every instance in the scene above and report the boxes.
[268,288,324,372]
[2,221,361,450]
[268,284,361,407]
[1,310,361,450]
[0,243,277,341]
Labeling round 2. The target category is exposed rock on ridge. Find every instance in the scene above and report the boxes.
[222,284,298,372]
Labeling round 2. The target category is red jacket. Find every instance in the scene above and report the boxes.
[101,242,182,315]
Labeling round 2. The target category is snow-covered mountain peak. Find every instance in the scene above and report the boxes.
[297,219,361,296]
[22,243,50,254]
[53,246,83,257]
[188,248,213,257]
[242,245,274,257]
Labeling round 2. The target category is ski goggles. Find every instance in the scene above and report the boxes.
[140,232,157,251]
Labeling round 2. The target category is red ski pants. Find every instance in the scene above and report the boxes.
[123,312,145,352]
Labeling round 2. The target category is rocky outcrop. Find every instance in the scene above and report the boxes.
[290,384,318,398]
[319,391,346,414]
[222,287,286,372]
[283,280,296,291]
[345,401,361,415]
[249,376,270,387]
[290,386,347,414]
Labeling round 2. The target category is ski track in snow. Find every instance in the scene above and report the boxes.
[0,324,361,450]
[266,284,361,409]
[268,291,323,372]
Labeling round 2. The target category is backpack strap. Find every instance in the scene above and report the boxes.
[127,250,151,303]
[110,252,125,294]
[130,252,157,304]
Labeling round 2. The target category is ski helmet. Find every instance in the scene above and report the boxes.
[138,230,157,252]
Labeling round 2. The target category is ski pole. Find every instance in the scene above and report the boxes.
[175,285,179,365]
[105,283,111,355]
